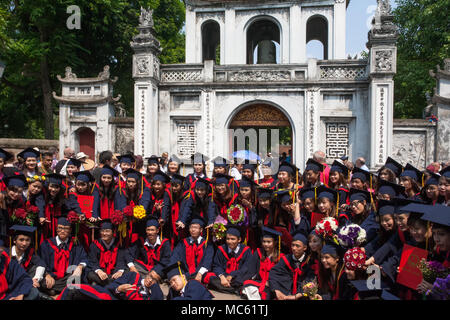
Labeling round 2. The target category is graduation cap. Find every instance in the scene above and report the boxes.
[100,165,119,178]
[191,152,209,164]
[349,188,372,203]
[73,170,95,183]
[57,217,71,226]
[278,161,299,176]
[168,154,183,165]
[146,155,161,166]
[350,280,399,300]
[400,163,424,183]
[351,167,372,183]
[420,204,450,228]
[45,173,66,186]
[213,174,233,185]
[211,156,230,168]
[99,220,114,230]
[165,261,189,280]
[316,185,338,202]
[242,163,256,172]
[262,226,282,239]
[171,174,186,185]
[439,166,450,178]
[117,154,136,164]
[239,176,258,188]
[340,155,349,161]
[424,172,441,186]
[321,242,340,256]
[226,225,242,238]
[17,147,40,160]
[305,158,324,173]
[9,225,38,250]
[274,189,294,203]
[146,217,160,228]
[66,158,84,168]
[123,168,142,181]
[383,157,403,178]
[330,160,350,179]
[3,174,27,188]
[299,187,316,201]
[377,199,396,216]
[256,187,273,199]
[0,148,13,162]
[291,230,308,245]
[153,170,171,183]
[377,180,405,198]
[194,177,213,189]
[189,214,206,228]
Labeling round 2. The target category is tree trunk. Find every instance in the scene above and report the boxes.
[39,30,54,139]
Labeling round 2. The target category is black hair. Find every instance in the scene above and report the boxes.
[99,151,113,165]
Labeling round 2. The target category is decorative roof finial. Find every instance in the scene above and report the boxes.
[139,7,154,27]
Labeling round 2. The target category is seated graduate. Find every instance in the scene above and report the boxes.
[316,242,346,300]
[0,243,33,300]
[86,220,126,286]
[242,227,285,300]
[166,260,214,300]
[7,225,46,300]
[170,215,214,284]
[38,217,88,299]
[127,217,171,282]
[268,230,316,300]
[204,225,252,295]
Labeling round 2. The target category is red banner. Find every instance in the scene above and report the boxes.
[77,195,94,219]
[396,244,428,290]
[310,212,325,229]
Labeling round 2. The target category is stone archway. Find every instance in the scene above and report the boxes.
[77,127,95,160]
[228,103,293,161]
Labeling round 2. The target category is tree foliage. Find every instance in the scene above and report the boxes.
[393,0,450,118]
[0,0,185,139]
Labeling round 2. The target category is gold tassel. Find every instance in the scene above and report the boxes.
[278,235,281,262]
[336,193,339,218]
[141,175,144,197]
[425,221,430,251]
[314,187,317,205]
[178,261,186,287]
[35,230,38,251]
[205,228,209,248]
[90,182,95,195]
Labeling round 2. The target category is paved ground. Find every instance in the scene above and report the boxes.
[160,283,243,300]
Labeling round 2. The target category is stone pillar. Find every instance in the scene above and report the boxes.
[224,8,236,64]
[185,5,196,63]
[289,4,302,63]
[367,0,398,170]
[131,7,161,157]
[430,59,450,163]
[334,0,347,59]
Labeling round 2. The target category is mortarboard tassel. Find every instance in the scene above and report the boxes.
[205,228,209,248]
[278,235,281,262]
[178,261,186,287]
[314,187,317,206]
[141,175,144,197]
[425,221,430,251]
[422,175,425,188]
[336,193,339,218]
[35,230,38,251]
[90,182,95,195]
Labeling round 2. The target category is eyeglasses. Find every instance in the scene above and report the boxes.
[350,201,362,208]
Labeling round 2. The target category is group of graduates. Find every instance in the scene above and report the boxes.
[0,146,449,301]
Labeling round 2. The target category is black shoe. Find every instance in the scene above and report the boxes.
[38,293,54,301]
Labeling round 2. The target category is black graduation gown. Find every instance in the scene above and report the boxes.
[170,237,214,279]
[5,247,45,279]
[178,194,217,226]
[127,237,172,278]
[268,254,316,296]
[104,271,163,300]
[167,279,214,300]
[0,250,33,300]
[87,239,126,276]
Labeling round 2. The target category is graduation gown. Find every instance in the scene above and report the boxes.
[178,193,217,226]
[6,247,45,280]
[340,210,380,244]
[167,279,214,300]
[214,193,240,221]
[105,271,164,300]
[38,237,88,280]
[204,243,252,287]
[0,251,32,300]
[92,186,117,220]
[41,196,81,242]
[56,283,113,300]
[170,237,214,280]
[148,190,171,223]
[127,237,171,278]
[268,254,316,296]
[87,240,126,276]
[243,248,285,300]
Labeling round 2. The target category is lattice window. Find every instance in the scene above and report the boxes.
[176,122,197,157]
[161,70,203,82]
[320,66,367,80]
[326,123,349,159]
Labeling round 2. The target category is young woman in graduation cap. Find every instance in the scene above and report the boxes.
[399,163,424,200]
[114,168,151,246]
[253,187,275,242]
[316,242,345,300]
[148,170,172,240]
[93,165,119,220]
[116,154,135,189]
[377,156,403,184]
[183,152,209,193]
[242,227,285,300]
[438,166,450,206]
[303,159,324,189]
[419,172,444,205]
[212,173,240,223]
[24,175,46,228]
[273,161,301,191]
[63,158,83,189]
[167,173,188,247]
[237,176,258,249]
[17,147,41,178]
[328,160,350,208]
[143,155,161,187]
[0,148,14,192]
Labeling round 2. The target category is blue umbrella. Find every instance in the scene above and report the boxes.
[231,150,261,161]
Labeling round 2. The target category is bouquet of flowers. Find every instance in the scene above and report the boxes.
[426,275,450,300]
[133,205,147,220]
[111,210,124,226]
[315,217,339,244]
[67,210,80,244]
[301,280,319,300]
[227,204,245,225]
[418,259,449,283]
[123,205,134,218]
[337,224,367,248]
[10,208,28,225]
[212,215,227,243]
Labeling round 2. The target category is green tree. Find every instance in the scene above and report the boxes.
[0,0,185,139]
[393,0,450,118]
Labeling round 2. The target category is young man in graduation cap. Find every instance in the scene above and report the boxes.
[268,230,316,300]
[17,147,41,178]
[350,167,373,191]
[170,215,214,284]
[127,217,171,283]
[166,260,214,300]
[303,158,324,188]
[148,169,172,232]
[204,225,252,295]
[86,220,126,286]
[7,225,46,300]
[38,217,88,299]
[0,243,33,300]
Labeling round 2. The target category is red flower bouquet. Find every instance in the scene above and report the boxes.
[67,210,80,224]
[123,205,133,218]
[111,210,124,226]
[227,204,245,225]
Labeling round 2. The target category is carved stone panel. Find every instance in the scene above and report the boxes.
[115,127,134,154]
[230,104,290,127]
[326,123,349,159]
[176,121,197,157]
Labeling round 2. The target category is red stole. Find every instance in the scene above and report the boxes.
[42,204,62,242]
[184,238,205,274]
[47,238,74,280]
[436,246,450,268]
[218,245,250,274]
[135,238,168,271]
[22,248,34,270]
[94,240,118,275]
[0,251,10,300]
[329,267,345,300]
[125,272,144,300]
[281,255,306,295]
[100,196,114,220]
